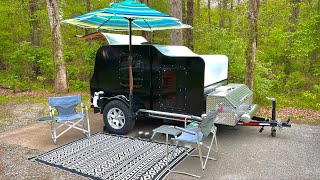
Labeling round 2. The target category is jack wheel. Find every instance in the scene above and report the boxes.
[271,128,276,137]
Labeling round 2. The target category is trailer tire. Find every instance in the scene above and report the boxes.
[103,100,134,135]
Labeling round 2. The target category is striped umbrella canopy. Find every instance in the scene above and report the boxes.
[61,0,191,31]
[61,0,192,120]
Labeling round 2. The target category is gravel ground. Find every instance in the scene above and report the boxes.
[0,143,84,179]
[0,121,319,180]
[0,102,45,133]
[0,95,319,179]
[167,124,320,180]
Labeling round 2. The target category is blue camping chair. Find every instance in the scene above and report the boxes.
[171,109,218,178]
[48,94,90,144]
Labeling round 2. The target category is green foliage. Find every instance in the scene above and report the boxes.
[253,62,273,103]
[0,41,51,91]
[193,27,247,83]
[284,71,307,92]
[300,85,320,110]
[313,85,320,93]
[0,0,319,111]
[69,79,89,91]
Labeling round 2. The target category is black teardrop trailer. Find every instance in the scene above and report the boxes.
[90,43,291,136]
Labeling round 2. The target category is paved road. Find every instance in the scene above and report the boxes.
[165,123,320,180]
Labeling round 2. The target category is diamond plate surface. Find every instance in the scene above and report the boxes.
[206,84,253,126]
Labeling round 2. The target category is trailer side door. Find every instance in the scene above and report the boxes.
[160,64,186,112]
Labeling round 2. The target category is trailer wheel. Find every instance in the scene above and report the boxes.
[103,100,134,135]
[271,127,276,137]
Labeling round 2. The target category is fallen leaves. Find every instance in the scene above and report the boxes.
[257,106,320,125]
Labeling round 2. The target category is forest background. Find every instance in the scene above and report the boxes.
[0,0,319,111]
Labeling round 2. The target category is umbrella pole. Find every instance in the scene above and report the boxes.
[128,18,133,120]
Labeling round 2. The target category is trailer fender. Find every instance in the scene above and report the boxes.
[101,96,129,114]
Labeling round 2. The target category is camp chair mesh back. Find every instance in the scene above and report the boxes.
[49,95,82,121]
[199,109,218,138]
[48,94,90,144]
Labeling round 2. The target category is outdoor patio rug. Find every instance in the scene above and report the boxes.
[29,133,193,180]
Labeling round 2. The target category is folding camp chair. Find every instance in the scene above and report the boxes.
[171,109,218,178]
[48,94,90,144]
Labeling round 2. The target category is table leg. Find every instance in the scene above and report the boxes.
[166,133,169,170]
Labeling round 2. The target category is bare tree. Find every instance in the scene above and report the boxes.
[246,0,259,90]
[170,0,183,45]
[186,0,194,50]
[46,0,68,93]
[29,0,40,46]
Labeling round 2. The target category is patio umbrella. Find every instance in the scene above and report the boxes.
[61,0,192,118]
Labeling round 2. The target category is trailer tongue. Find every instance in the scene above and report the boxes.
[238,96,291,137]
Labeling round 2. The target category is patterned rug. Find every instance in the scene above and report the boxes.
[30,133,193,180]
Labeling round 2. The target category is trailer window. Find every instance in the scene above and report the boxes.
[119,54,144,88]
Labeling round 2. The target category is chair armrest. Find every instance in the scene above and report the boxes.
[174,126,197,135]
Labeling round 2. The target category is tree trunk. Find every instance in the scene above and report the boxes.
[170,0,183,45]
[46,0,68,93]
[229,0,234,28]
[29,0,40,46]
[197,0,200,15]
[186,0,194,50]
[288,0,301,33]
[85,0,92,35]
[208,0,212,29]
[140,0,150,41]
[246,0,259,90]
[285,0,301,76]
[219,0,227,28]
[237,0,242,33]
[182,0,186,22]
